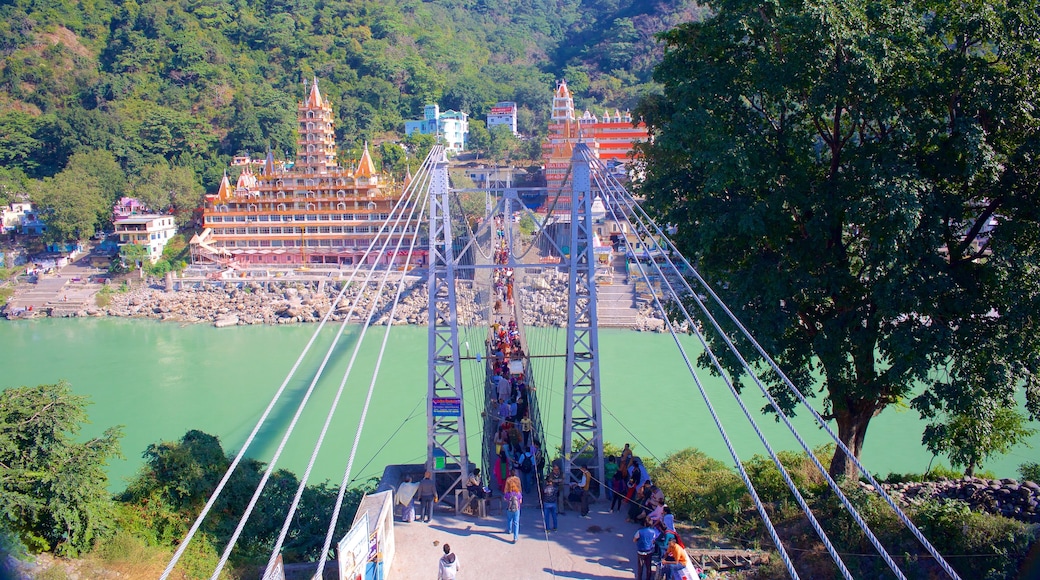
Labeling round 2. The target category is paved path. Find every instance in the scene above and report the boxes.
[390,497,637,579]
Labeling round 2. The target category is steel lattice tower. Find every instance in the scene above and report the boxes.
[426,147,470,494]
[561,143,605,497]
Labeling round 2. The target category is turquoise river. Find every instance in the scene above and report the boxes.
[2,317,1036,492]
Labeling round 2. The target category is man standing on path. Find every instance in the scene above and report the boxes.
[437,543,459,579]
[572,465,591,518]
[541,477,559,531]
[419,471,438,523]
[633,518,659,580]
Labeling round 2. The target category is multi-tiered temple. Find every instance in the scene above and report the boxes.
[542,80,649,210]
[191,79,412,267]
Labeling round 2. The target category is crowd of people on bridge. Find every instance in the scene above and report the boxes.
[402,211,704,578]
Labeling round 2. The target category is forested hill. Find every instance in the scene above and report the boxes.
[0,0,703,188]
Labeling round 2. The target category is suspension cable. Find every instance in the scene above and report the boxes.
[598,156,959,579]
[607,161,956,577]
[256,154,435,578]
[160,164,424,580]
[213,156,433,579]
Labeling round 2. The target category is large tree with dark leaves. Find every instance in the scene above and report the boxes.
[0,382,122,556]
[637,0,1040,478]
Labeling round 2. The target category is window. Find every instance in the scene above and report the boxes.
[259,227,270,234]
[319,226,331,233]
[319,214,330,221]
[271,227,282,234]
[331,226,342,233]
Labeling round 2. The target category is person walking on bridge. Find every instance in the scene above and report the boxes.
[503,475,523,543]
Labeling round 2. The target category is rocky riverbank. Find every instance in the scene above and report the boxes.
[32,271,666,330]
[859,476,1040,524]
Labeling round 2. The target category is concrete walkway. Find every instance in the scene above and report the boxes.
[390,496,637,579]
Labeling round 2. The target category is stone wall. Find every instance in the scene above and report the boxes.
[859,477,1040,524]
[43,272,667,330]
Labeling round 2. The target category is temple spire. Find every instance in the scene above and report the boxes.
[307,76,323,107]
[356,142,376,178]
[216,170,232,203]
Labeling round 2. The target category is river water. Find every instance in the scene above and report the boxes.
[2,318,1035,491]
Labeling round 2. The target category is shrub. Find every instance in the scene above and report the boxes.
[95,285,113,308]
[912,499,1036,579]
[1019,462,1040,483]
[742,445,832,505]
[651,447,746,522]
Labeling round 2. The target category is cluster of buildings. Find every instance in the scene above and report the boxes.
[542,80,648,203]
[187,77,648,268]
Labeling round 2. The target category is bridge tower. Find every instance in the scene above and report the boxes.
[561,143,606,496]
[426,147,470,494]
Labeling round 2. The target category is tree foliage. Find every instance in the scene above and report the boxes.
[0,382,123,557]
[119,429,370,567]
[637,0,1040,478]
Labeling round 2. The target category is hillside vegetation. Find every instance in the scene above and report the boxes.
[0,0,702,188]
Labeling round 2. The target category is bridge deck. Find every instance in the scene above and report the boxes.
[390,499,635,579]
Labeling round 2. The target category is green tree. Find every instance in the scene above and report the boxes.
[131,162,202,227]
[0,167,30,205]
[404,131,435,165]
[30,165,108,243]
[487,125,519,161]
[925,407,1035,477]
[466,119,491,154]
[63,149,128,211]
[119,241,149,270]
[0,111,43,175]
[377,141,408,177]
[0,382,122,556]
[637,0,1040,478]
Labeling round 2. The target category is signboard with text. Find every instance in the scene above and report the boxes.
[337,512,369,580]
[432,397,461,417]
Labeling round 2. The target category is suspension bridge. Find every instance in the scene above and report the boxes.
[158,145,964,580]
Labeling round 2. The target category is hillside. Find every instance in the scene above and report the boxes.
[0,0,703,192]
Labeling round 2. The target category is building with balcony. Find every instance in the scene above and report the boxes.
[405,104,469,153]
[487,101,518,136]
[114,215,177,263]
[191,78,417,267]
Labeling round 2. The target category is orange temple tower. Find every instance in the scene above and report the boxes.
[192,78,413,267]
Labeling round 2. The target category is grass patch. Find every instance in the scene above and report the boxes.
[0,286,14,307]
[95,284,113,308]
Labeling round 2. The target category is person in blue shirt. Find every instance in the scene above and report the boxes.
[632,517,659,580]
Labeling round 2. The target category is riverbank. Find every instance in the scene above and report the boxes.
[3,270,667,330]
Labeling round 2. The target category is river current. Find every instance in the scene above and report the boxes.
[2,317,1035,491]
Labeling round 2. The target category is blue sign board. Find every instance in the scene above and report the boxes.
[432,397,461,417]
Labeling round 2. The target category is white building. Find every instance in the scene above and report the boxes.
[2,202,44,235]
[487,101,518,136]
[405,104,469,153]
[114,215,177,263]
